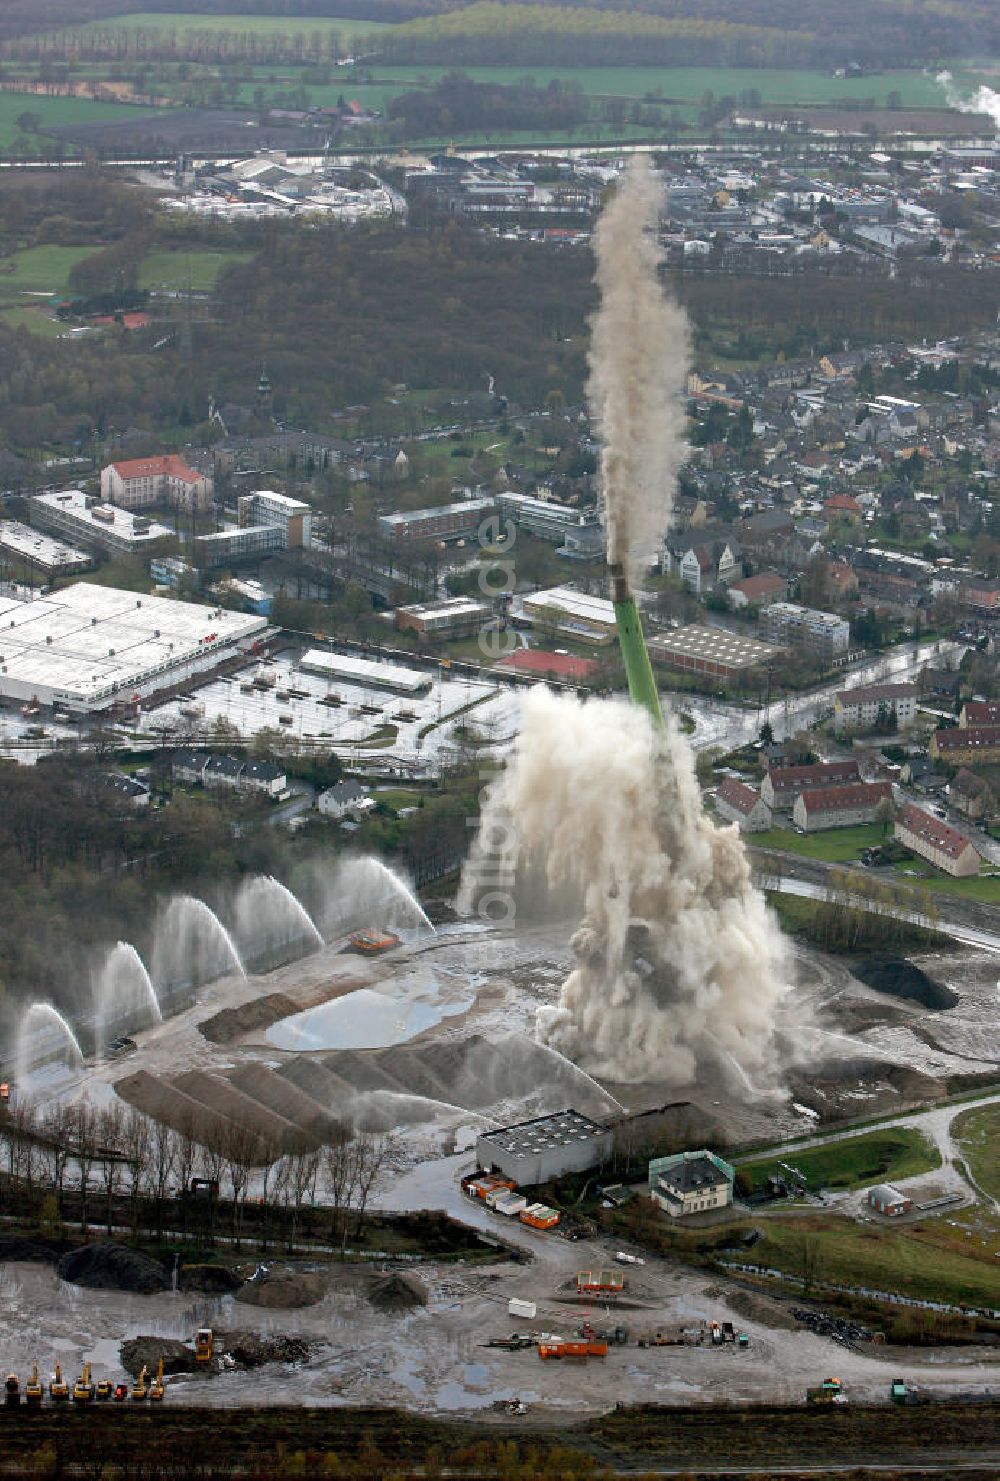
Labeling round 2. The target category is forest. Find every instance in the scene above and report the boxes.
[387,71,589,134]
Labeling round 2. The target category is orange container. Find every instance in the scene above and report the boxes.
[587,1341,608,1357]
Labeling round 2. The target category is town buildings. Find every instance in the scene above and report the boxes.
[395,595,492,639]
[0,521,92,577]
[833,682,919,733]
[34,490,172,558]
[929,727,1000,765]
[726,571,786,610]
[714,778,772,832]
[101,456,213,512]
[237,489,313,549]
[792,780,893,832]
[894,802,982,877]
[760,602,850,662]
[378,497,495,543]
[649,1150,735,1218]
[760,760,860,811]
[521,587,617,643]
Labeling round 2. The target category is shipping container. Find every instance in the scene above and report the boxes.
[508,1298,537,1320]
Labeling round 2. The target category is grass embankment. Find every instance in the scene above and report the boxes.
[737,1128,940,1194]
[953,1103,1000,1202]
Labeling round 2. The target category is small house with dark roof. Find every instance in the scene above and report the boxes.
[240,758,287,797]
[203,753,246,790]
[949,768,992,822]
[649,1150,734,1219]
[715,777,772,833]
[172,747,210,785]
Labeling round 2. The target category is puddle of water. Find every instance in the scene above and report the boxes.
[266,985,472,1052]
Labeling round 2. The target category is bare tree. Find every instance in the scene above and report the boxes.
[148,1118,177,1240]
[98,1102,125,1236]
[350,1131,393,1244]
[41,1103,73,1214]
[282,1138,320,1251]
[174,1114,199,1237]
[199,1127,227,1246]
[223,1122,263,1247]
[71,1101,100,1238]
[322,1124,358,1249]
[120,1106,150,1237]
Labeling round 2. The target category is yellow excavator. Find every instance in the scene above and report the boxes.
[72,1362,95,1405]
[131,1365,149,1401]
[149,1358,164,1403]
[49,1364,69,1403]
[25,1364,42,1408]
[194,1329,213,1366]
[4,1372,20,1407]
[95,1377,114,1401]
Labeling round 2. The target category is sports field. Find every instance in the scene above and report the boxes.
[137,248,252,294]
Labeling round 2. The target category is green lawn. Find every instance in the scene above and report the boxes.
[753,823,886,863]
[0,304,67,339]
[893,867,1000,903]
[952,1104,1000,1201]
[755,1212,1000,1312]
[137,248,253,294]
[0,245,96,300]
[738,1129,940,1195]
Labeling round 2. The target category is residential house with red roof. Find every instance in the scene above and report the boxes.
[101,455,213,513]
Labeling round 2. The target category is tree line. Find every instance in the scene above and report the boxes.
[1,1092,394,1252]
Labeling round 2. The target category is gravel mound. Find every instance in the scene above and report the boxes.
[120,1337,196,1377]
[849,955,959,1010]
[219,1332,312,1368]
[179,1263,243,1295]
[57,1242,170,1294]
[367,1271,427,1312]
[236,1267,326,1309]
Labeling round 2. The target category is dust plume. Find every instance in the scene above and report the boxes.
[588,155,691,588]
[936,70,1000,128]
[464,691,792,1088]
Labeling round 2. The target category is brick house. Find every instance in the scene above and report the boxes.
[792,780,893,832]
[101,456,214,512]
[760,760,860,811]
[715,778,772,832]
[894,802,982,877]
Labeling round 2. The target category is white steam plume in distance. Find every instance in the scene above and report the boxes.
[937,70,1000,129]
[588,155,691,589]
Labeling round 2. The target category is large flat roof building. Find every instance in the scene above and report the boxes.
[378,497,495,544]
[34,490,172,557]
[237,489,312,549]
[194,524,284,569]
[648,624,782,683]
[477,1109,612,1187]
[0,583,266,713]
[395,595,491,639]
[521,586,617,643]
[0,521,92,576]
[298,648,431,695]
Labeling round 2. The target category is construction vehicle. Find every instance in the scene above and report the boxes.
[96,1378,114,1402]
[72,1362,95,1405]
[131,1365,149,1401]
[5,1373,20,1407]
[49,1364,68,1403]
[738,1333,751,1350]
[347,930,400,956]
[807,1377,845,1407]
[25,1364,42,1409]
[149,1359,165,1403]
[722,1322,736,1343]
[195,1329,213,1366]
[890,1378,920,1405]
[113,1383,128,1403]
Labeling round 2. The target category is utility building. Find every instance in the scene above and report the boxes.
[476,1109,612,1187]
[649,1150,735,1218]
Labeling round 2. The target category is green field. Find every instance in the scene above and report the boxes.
[365,62,991,109]
[137,248,253,293]
[953,1104,1000,1201]
[753,823,886,863]
[51,11,393,41]
[0,304,67,339]
[0,245,96,298]
[738,1129,940,1195]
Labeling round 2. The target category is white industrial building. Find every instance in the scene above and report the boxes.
[0,521,92,576]
[520,586,617,643]
[0,583,267,713]
[298,648,431,695]
[34,490,172,557]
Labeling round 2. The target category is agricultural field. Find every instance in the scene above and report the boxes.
[737,1128,941,1195]
[0,92,162,151]
[952,1103,1000,1201]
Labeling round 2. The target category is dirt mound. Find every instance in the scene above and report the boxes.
[724,1288,800,1332]
[218,1332,312,1368]
[236,1267,326,1309]
[199,993,300,1045]
[0,1236,58,1263]
[57,1243,170,1294]
[367,1271,427,1312]
[849,956,959,1010]
[179,1263,243,1295]
[120,1337,196,1378]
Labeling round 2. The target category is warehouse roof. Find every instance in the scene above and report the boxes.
[647,624,782,669]
[299,648,430,693]
[479,1109,607,1158]
[0,521,90,570]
